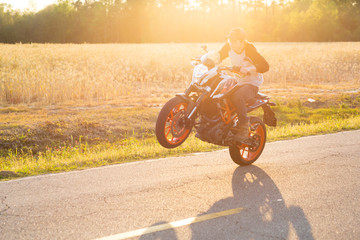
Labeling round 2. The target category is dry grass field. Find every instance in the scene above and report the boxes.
[1,42,359,106]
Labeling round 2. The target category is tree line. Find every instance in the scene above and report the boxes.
[0,0,359,43]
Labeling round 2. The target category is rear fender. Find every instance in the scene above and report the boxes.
[246,100,277,127]
[262,104,277,127]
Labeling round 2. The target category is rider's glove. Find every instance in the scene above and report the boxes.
[231,66,241,73]
[240,66,256,76]
[240,67,250,75]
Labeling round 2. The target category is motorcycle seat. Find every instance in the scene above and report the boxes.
[255,92,269,100]
[246,92,269,106]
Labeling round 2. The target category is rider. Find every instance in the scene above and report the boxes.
[219,27,269,143]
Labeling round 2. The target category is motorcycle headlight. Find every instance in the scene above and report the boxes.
[192,64,208,84]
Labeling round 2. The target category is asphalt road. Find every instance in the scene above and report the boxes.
[1,130,360,240]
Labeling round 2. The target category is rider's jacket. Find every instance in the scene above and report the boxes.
[219,41,269,73]
[219,41,269,87]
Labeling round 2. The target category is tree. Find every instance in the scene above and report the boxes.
[0,0,360,43]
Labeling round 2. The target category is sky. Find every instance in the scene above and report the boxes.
[0,0,56,12]
[0,0,291,12]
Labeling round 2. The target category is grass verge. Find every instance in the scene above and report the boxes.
[1,94,360,181]
[1,115,360,181]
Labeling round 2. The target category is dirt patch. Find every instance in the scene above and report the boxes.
[0,119,129,155]
[0,171,18,179]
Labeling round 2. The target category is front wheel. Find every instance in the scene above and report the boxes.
[155,97,193,149]
[229,117,267,166]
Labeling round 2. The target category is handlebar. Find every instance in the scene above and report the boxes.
[217,66,251,76]
[217,66,232,71]
[191,56,202,62]
[192,83,208,92]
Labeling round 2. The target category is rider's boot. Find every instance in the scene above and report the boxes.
[233,120,249,144]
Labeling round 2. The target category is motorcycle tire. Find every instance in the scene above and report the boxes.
[229,116,267,166]
[156,96,193,149]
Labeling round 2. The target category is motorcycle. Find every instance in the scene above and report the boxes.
[155,47,277,166]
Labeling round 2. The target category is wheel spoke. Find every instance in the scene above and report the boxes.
[166,116,172,124]
[165,128,171,137]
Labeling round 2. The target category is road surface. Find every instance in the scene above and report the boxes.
[1,130,360,239]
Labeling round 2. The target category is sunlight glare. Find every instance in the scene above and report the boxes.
[0,0,55,11]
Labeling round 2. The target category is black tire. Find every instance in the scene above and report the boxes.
[229,116,267,166]
[155,97,193,149]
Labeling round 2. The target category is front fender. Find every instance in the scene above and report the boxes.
[176,93,192,103]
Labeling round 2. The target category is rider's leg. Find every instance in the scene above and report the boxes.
[230,84,259,141]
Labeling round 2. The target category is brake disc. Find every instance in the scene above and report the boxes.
[249,134,261,152]
[171,111,187,137]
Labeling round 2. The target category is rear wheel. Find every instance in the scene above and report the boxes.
[155,97,193,149]
[229,117,266,166]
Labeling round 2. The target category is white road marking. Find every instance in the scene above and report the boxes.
[94,207,244,240]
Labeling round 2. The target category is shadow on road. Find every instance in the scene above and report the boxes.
[138,221,178,240]
[139,165,314,240]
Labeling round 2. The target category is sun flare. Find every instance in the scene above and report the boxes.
[0,0,55,11]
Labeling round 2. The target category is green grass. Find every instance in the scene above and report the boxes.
[1,94,360,180]
[0,136,222,178]
[268,115,360,140]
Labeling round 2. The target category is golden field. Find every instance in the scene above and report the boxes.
[1,42,359,106]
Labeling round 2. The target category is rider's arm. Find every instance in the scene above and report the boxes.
[219,43,231,63]
[245,42,269,73]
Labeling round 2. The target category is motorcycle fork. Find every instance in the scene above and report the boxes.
[185,93,208,122]
[176,90,198,128]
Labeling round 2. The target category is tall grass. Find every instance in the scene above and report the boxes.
[1,42,359,105]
